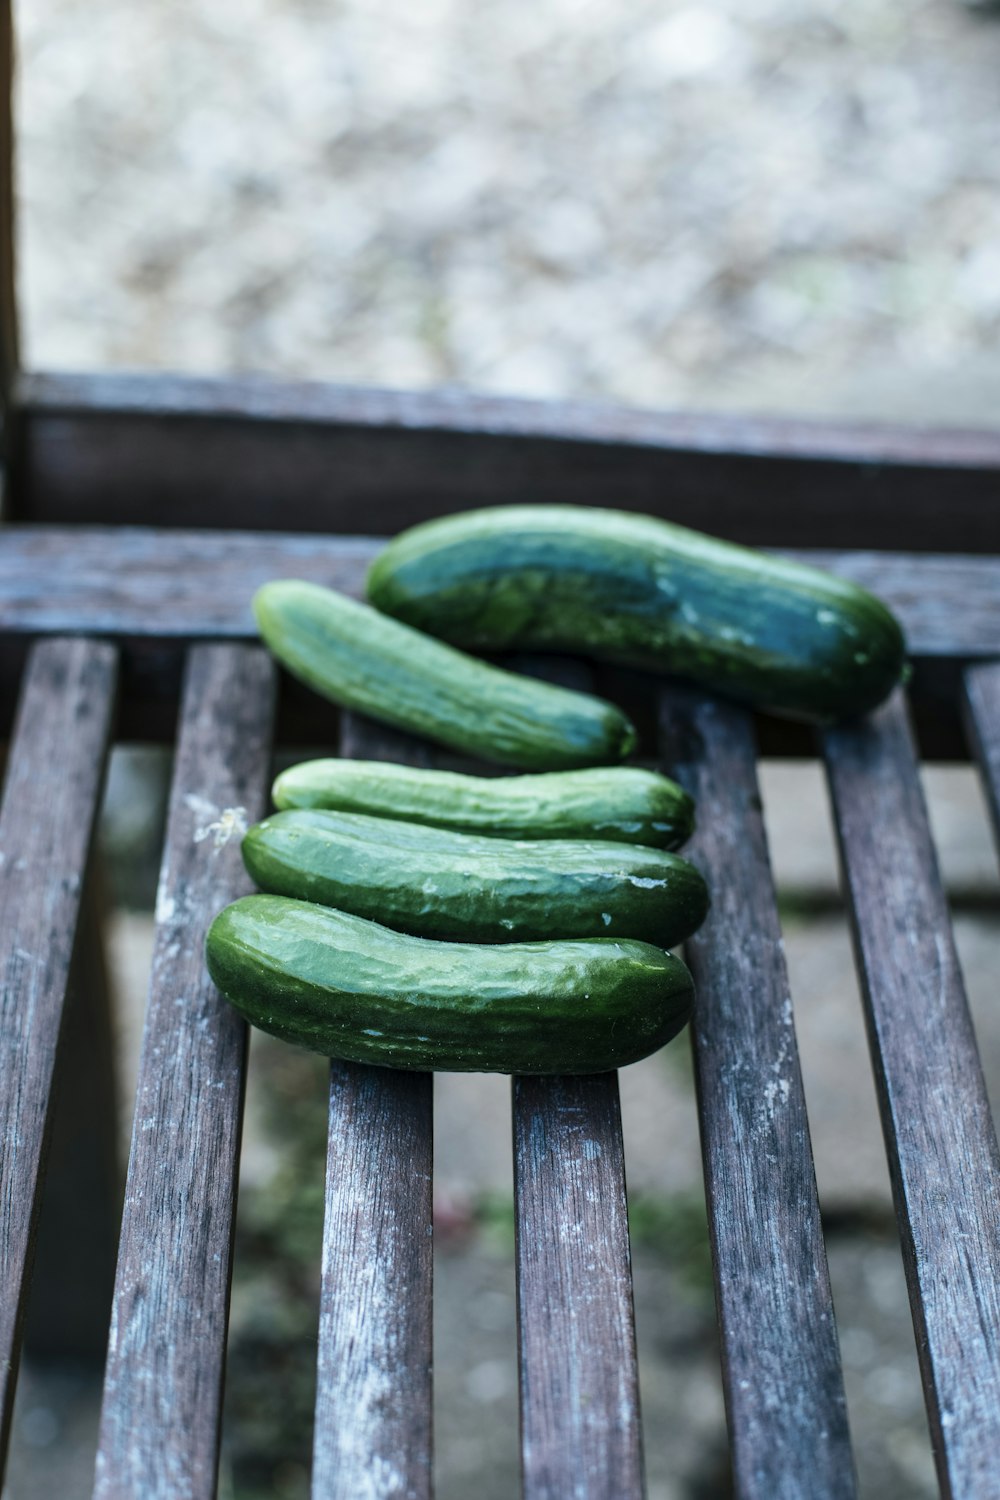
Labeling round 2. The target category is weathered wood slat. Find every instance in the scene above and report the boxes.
[11,371,1000,551]
[311,711,433,1500]
[94,644,276,1500]
[0,524,997,659]
[507,655,643,1499]
[660,688,855,1499]
[314,1063,433,1500]
[0,638,118,1478]
[823,691,1000,1499]
[962,662,1000,854]
[513,1073,644,1500]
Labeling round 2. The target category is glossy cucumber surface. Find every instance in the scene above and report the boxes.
[272,759,695,849]
[366,505,907,724]
[254,579,636,770]
[242,808,709,946]
[205,894,694,1074]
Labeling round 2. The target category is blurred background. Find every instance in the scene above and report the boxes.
[13,0,1000,423]
[5,1,1000,1498]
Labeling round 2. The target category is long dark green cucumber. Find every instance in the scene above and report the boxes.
[205,894,694,1074]
[272,759,695,849]
[242,809,709,945]
[366,504,907,724]
[253,579,635,771]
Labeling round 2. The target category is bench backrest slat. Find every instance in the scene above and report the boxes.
[0,637,117,1479]
[94,644,276,1500]
[662,689,857,1499]
[823,691,1000,1498]
[2,528,1000,665]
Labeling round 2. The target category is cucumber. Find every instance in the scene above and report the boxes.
[366,504,907,724]
[254,580,635,771]
[205,894,694,1074]
[272,759,695,849]
[242,808,709,946]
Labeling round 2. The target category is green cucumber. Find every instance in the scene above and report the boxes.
[272,759,694,849]
[205,894,694,1074]
[253,579,635,771]
[366,504,907,724]
[242,808,709,946]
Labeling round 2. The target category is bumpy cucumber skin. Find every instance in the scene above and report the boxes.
[272,759,695,850]
[253,579,636,771]
[366,505,907,724]
[205,894,694,1074]
[242,808,709,946]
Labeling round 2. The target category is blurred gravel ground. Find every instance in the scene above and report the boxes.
[12,0,1000,422]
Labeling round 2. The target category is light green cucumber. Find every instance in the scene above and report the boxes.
[253,579,635,771]
[205,894,694,1074]
[272,759,694,849]
[242,808,709,945]
[366,504,907,724]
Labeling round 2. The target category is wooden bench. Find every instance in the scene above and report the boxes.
[5,13,1000,1496]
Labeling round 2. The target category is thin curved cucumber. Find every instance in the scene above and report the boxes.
[253,580,635,771]
[242,808,709,946]
[366,504,907,724]
[272,759,695,849]
[205,894,694,1074]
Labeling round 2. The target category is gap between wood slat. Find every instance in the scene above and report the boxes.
[823,690,1000,1500]
[310,712,433,1500]
[660,687,856,1500]
[93,644,276,1500]
[0,637,118,1482]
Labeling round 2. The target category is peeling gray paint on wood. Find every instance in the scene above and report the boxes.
[824,690,1000,1499]
[93,644,276,1500]
[0,637,118,1481]
[310,711,433,1500]
[661,687,856,1500]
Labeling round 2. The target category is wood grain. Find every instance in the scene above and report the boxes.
[11,371,1000,551]
[660,688,855,1500]
[962,663,1000,856]
[310,711,433,1500]
[94,644,276,1500]
[314,1063,433,1500]
[0,638,118,1479]
[505,654,643,1499]
[513,1073,644,1500]
[823,691,1000,1499]
[0,525,997,659]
